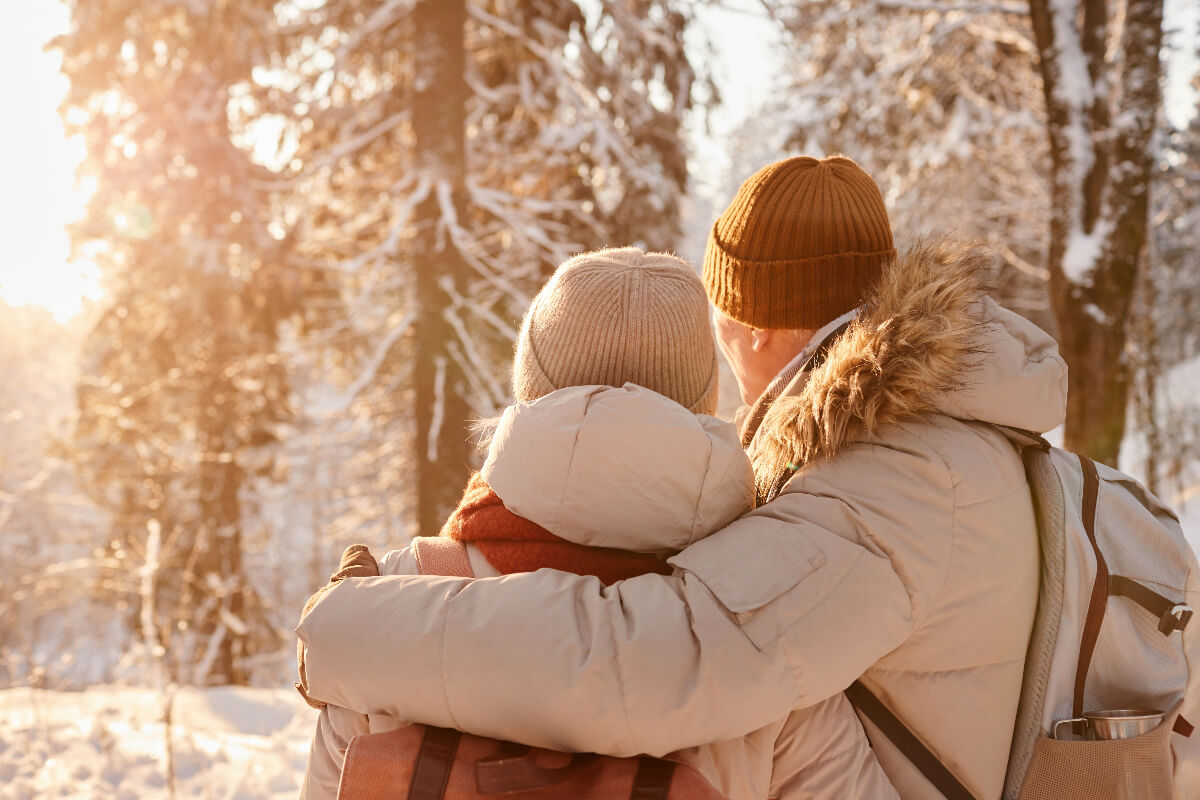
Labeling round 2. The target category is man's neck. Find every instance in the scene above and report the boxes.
[738,307,861,448]
[770,307,861,395]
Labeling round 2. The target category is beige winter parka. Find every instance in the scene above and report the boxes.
[301,384,898,800]
[297,238,1069,799]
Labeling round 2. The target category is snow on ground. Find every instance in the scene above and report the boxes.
[0,686,318,800]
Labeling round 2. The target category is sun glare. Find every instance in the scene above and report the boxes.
[0,2,100,322]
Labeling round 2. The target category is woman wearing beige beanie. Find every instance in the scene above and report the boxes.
[300,247,897,800]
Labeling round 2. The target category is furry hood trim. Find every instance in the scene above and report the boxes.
[747,235,1068,498]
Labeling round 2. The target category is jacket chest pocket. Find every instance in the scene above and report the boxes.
[670,517,827,650]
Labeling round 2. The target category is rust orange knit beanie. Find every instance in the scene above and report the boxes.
[704,156,896,330]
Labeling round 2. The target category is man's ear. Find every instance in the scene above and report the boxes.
[749,327,773,353]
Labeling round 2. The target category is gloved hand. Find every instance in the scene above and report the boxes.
[295,544,380,709]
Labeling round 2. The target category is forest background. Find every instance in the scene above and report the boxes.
[0,2,1198,788]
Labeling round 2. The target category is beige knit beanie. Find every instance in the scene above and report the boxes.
[513,247,720,415]
[704,155,896,330]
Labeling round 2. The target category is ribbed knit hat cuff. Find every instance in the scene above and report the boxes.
[704,225,896,330]
[689,351,721,416]
[512,310,723,416]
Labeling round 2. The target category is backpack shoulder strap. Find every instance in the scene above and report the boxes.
[412,537,475,578]
[1072,455,1108,723]
[845,681,978,800]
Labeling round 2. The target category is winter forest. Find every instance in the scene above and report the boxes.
[0,0,1198,797]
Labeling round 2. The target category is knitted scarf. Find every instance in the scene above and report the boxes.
[440,472,672,586]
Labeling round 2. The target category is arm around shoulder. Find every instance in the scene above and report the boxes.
[297,489,915,757]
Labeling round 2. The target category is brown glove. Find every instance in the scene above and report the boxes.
[295,544,380,709]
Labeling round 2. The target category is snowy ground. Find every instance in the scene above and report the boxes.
[0,686,317,800]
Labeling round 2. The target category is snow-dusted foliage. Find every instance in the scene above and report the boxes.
[54,0,298,686]
[747,0,1172,466]
[0,303,113,689]
[1128,94,1200,500]
[37,0,703,688]
[740,1,1052,319]
[257,0,700,535]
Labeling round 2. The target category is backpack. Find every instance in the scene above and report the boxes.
[335,537,730,800]
[847,429,1200,799]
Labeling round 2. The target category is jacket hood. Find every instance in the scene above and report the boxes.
[749,235,1068,486]
[481,384,755,553]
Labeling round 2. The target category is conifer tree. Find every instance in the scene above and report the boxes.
[758,1,1051,318]
[766,0,1171,464]
[56,0,294,685]
[270,0,699,534]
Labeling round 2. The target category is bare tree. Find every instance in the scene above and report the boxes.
[1028,0,1165,464]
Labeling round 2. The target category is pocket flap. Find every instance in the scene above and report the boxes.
[669,516,826,614]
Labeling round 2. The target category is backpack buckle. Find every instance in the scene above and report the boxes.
[1159,603,1193,634]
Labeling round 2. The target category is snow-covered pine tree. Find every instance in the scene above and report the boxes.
[761,0,1171,466]
[55,0,296,685]
[264,0,698,536]
[751,0,1051,321]
[1028,0,1166,465]
[0,303,107,688]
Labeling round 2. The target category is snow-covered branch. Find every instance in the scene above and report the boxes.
[308,310,416,418]
[875,0,1026,14]
[325,174,432,274]
[335,0,416,64]
[425,356,446,464]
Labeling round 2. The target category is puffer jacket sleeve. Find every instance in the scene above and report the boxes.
[300,704,370,800]
[296,437,950,758]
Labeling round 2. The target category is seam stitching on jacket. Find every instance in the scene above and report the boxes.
[440,582,465,730]
[605,588,638,753]
[779,480,926,626]
[900,426,957,631]
[790,739,869,776]
[953,482,1028,509]
[784,546,913,647]
[755,549,904,734]
[687,425,715,545]
[776,629,805,695]
[553,390,597,532]
[867,654,1026,676]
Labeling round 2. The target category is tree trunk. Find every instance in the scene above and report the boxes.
[1028,0,1164,466]
[412,0,472,536]
[197,288,249,686]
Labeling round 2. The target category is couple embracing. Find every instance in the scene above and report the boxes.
[297,155,1067,799]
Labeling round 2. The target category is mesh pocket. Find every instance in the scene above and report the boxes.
[1018,713,1175,800]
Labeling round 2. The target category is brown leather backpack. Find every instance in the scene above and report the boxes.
[335,537,729,800]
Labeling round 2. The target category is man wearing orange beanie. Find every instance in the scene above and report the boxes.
[298,156,1069,799]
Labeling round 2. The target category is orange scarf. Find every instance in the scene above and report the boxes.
[440,473,671,586]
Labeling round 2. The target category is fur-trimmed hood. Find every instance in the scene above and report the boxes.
[748,235,1067,497]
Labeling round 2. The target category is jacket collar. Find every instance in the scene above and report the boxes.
[738,307,860,449]
[745,234,1067,502]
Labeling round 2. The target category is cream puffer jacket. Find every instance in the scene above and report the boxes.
[301,384,898,800]
[298,238,1069,799]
